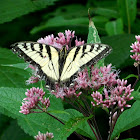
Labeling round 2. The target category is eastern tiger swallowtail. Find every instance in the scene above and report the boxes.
[11,42,112,90]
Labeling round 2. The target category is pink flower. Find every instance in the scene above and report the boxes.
[75,39,84,46]
[135,35,140,42]
[34,131,54,140]
[26,64,40,85]
[75,68,91,89]
[91,64,117,90]
[37,30,84,50]
[130,35,140,63]
[91,79,134,111]
[19,87,50,114]
[51,84,81,99]
[26,76,39,84]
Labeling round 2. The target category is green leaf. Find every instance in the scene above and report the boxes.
[111,100,140,139]
[117,0,137,33]
[93,8,119,18]
[105,18,123,36]
[123,74,138,80]
[47,110,70,115]
[0,65,30,88]
[1,63,29,71]
[131,91,140,100]
[59,115,92,139]
[43,4,88,20]
[87,16,106,67]
[0,87,64,140]
[30,16,89,34]
[87,17,101,43]
[0,120,33,140]
[101,34,135,68]
[59,109,96,140]
[0,47,24,64]
[0,113,10,135]
[0,0,58,24]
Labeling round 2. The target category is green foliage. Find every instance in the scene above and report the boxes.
[0,87,64,139]
[111,101,140,139]
[105,18,124,36]
[102,34,135,68]
[0,48,31,88]
[118,0,137,33]
[93,8,119,19]
[0,47,23,64]
[58,111,93,139]
[0,0,58,24]
[123,74,138,80]
[131,91,140,100]
[87,18,101,43]
[0,120,33,140]
[30,16,89,35]
[0,0,140,139]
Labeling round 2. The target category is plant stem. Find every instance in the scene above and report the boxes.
[91,117,102,140]
[81,94,92,114]
[47,112,86,140]
[75,99,90,116]
[87,120,99,140]
[47,112,65,125]
[132,65,140,89]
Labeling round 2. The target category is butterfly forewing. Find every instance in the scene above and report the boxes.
[12,42,60,84]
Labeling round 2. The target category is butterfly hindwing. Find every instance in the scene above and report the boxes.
[60,43,111,83]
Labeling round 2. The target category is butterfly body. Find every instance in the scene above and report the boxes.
[11,42,112,90]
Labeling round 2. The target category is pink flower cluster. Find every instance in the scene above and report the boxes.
[34,131,54,140]
[91,79,134,111]
[37,30,84,50]
[52,64,117,99]
[20,87,50,114]
[26,64,40,85]
[130,35,140,63]
[75,68,91,89]
[52,84,81,99]
[91,64,117,90]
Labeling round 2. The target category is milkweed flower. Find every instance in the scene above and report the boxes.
[91,79,134,111]
[34,131,54,140]
[19,87,50,114]
[130,35,140,66]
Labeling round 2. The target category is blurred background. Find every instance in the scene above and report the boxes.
[0,0,140,139]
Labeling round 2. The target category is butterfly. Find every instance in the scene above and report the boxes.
[11,42,112,90]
